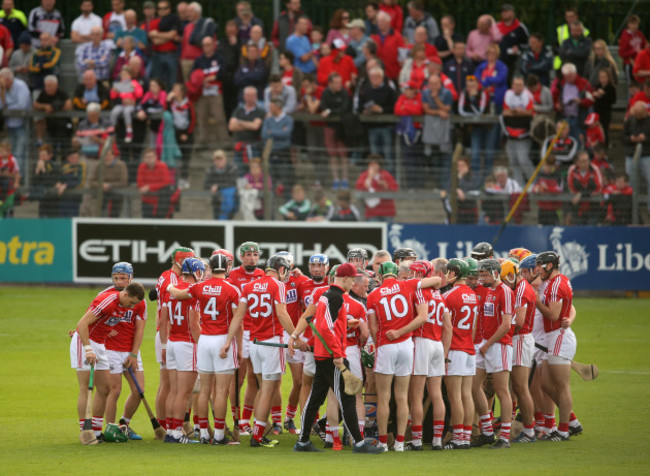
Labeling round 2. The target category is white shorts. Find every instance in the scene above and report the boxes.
[475,342,486,370]
[484,343,513,374]
[106,349,144,374]
[155,331,166,369]
[546,327,577,362]
[167,340,197,372]
[413,338,445,378]
[197,334,237,374]
[303,351,316,377]
[346,345,363,379]
[70,332,109,371]
[446,350,476,377]
[241,330,251,359]
[250,336,286,379]
[534,333,547,366]
[512,333,535,368]
[285,330,304,365]
[374,339,414,377]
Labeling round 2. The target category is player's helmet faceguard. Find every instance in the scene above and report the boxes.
[209,253,229,273]
[409,259,433,278]
[309,254,329,281]
[446,258,470,283]
[275,251,295,269]
[266,254,291,282]
[182,257,206,282]
[347,248,368,261]
[172,247,195,268]
[536,251,560,278]
[477,258,501,287]
[239,241,261,272]
[471,242,494,261]
[393,248,418,262]
[500,259,519,287]
[378,261,399,279]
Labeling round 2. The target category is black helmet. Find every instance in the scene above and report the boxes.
[266,254,291,275]
[209,253,229,273]
[536,251,560,269]
[471,242,494,261]
[347,248,369,261]
[477,258,501,274]
[393,248,417,261]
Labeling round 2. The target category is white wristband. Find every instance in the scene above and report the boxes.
[161,344,167,350]
[83,345,92,352]
[291,333,298,340]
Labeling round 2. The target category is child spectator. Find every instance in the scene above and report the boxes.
[604,172,633,225]
[584,112,605,152]
[532,155,563,225]
[168,83,196,189]
[592,69,617,145]
[136,78,167,146]
[591,144,614,174]
[310,26,324,63]
[306,188,334,221]
[109,67,143,143]
[330,189,360,221]
[619,14,646,84]
[278,183,311,220]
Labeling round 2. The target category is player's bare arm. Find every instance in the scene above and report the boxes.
[220,301,247,358]
[189,309,201,343]
[441,310,452,358]
[419,276,442,289]
[514,305,526,332]
[288,304,315,352]
[125,318,146,369]
[166,284,192,300]
[368,311,378,345]
[76,310,100,364]
[275,302,296,355]
[159,303,170,364]
[358,321,370,347]
[537,298,563,321]
[386,301,427,341]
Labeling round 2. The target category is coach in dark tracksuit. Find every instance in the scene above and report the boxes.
[294,263,383,454]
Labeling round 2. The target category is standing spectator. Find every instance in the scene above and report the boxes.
[70,0,102,47]
[348,19,369,69]
[0,21,13,68]
[501,75,534,185]
[102,0,126,46]
[33,75,72,154]
[278,183,311,220]
[0,0,26,46]
[440,157,479,224]
[320,72,351,189]
[27,0,64,47]
[233,42,268,99]
[29,32,60,91]
[408,26,439,61]
[632,42,650,84]
[279,50,301,88]
[204,149,239,220]
[567,150,603,225]
[176,1,189,30]
[317,38,357,89]
[403,0,438,44]
[553,7,589,71]
[541,120,578,168]
[434,14,462,61]
[371,11,405,81]
[228,86,265,170]
[355,154,398,221]
[299,73,326,151]
[90,146,127,217]
[262,98,295,190]
[551,62,594,140]
[325,9,351,48]
[0,141,20,217]
[458,74,492,177]
[624,101,650,213]
[466,15,502,66]
[272,0,310,52]
[526,73,553,136]
[137,148,173,218]
[286,16,316,74]
[379,0,403,34]
[475,43,508,113]
[586,38,619,86]
[139,1,156,60]
[168,83,195,189]
[243,158,271,220]
[73,102,112,161]
[234,1,263,44]
[8,31,32,85]
[592,69,617,145]
[394,80,423,188]
[532,155,563,225]
[443,41,474,98]
[559,22,592,76]
[179,2,215,81]
[364,3,379,36]
[584,112,605,151]
[604,172,633,225]
[109,67,143,143]
[114,10,147,53]
[422,74,453,188]
[619,14,646,84]
[149,0,180,90]
[241,25,272,68]
[191,36,228,144]
[136,77,166,146]
[330,189,360,221]
[264,74,297,114]
[358,66,396,172]
[111,35,145,80]
[0,67,30,175]
[75,26,111,82]
[32,143,62,217]
[520,32,553,87]
[497,3,528,83]
[58,149,86,217]
[218,19,241,119]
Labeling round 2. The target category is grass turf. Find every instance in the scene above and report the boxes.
[0,287,649,475]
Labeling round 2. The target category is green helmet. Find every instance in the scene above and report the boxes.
[464,257,479,276]
[446,258,470,279]
[239,241,261,256]
[328,264,339,281]
[104,423,128,443]
[378,261,399,277]
[171,247,195,266]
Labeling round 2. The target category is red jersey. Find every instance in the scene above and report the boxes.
[304,285,329,346]
[228,266,265,331]
[241,275,287,341]
[473,285,489,344]
[81,289,140,345]
[482,282,515,346]
[164,281,196,343]
[104,299,147,352]
[189,277,242,336]
[366,277,424,347]
[299,278,330,308]
[344,294,366,347]
[541,273,573,333]
[155,268,180,324]
[443,284,478,354]
[313,285,349,359]
[285,274,310,326]
[415,287,446,342]
[514,279,536,335]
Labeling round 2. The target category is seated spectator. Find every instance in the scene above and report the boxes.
[109,66,143,143]
[422,74,453,188]
[0,140,20,217]
[624,101,650,213]
[501,75,534,185]
[9,31,32,85]
[592,69,616,145]
[551,62,593,140]
[262,98,294,190]
[320,72,351,189]
[271,0,310,52]
[466,14,502,65]
[584,112,605,152]
[532,154,563,225]
[204,149,239,220]
[28,0,64,47]
[0,0,27,46]
[355,153,398,221]
[73,69,110,110]
[559,22,592,76]
[234,1,263,44]
[591,144,613,174]
[180,2,215,82]
[234,42,268,99]
[325,9,351,48]
[58,149,85,217]
[458,74,493,177]
[520,32,553,87]
[497,3,528,82]
[371,11,405,81]
[102,0,126,45]
[0,67,31,174]
[29,31,60,91]
[137,148,173,218]
[113,9,147,53]
[541,120,578,169]
[434,14,463,61]
[241,25,272,69]
[493,165,523,193]
[111,35,145,80]
[90,146,127,217]
[285,16,316,74]
[604,172,633,225]
[330,189,360,221]
[70,0,102,46]
[136,77,167,146]
[440,157,479,224]
[567,150,603,225]
[243,157,271,220]
[264,74,297,114]
[75,26,110,82]
[619,14,646,84]
[347,19,368,69]
[73,102,113,159]
[31,143,62,217]
[228,86,265,170]
[585,39,618,87]
[168,83,195,189]
[399,44,429,90]
[403,1,438,44]
[443,41,474,99]
[475,43,508,113]
[149,0,180,90]
[33,75,72,153]
[306,188,334,221]
[278,183,311,220]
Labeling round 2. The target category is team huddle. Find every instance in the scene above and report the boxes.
[70,239,583,452]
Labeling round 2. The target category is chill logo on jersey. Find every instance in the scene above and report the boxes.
[379,283,401,296]
[461,293,477,303]
[253,282,269,292]
[484,301,495,317]
[203,285,223,296]
[286,288,298,304]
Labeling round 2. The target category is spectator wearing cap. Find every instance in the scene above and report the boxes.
[233,1,264,44]
[559,22,592,77]
[466,14,502,66]
[264,74,297,114]
[8,30,32,85]
[320,72,351,190]
[285,16,315,74]
[371,10,405,81]
[403,0,439,44]
[272,0,311,52]
[70,0,102,47]
[443,41,474,97]
[520,32,553,87]
[355,153,398,221]
[551,62,594,140]
[27,0,64,48]
[497,3,529,83]
[317,37,357,89]
[148,0,181,89]
[204,149,239,220]
[584,112,605,152]
[475,43,508,113]
[278,183,311,220]
[422,74,453,188]
[234,42,269,99]
[325,9,351,48]
[434,15,463,61]
[75,26,111,81]
[0,0,27,45]
[347,19,368,69]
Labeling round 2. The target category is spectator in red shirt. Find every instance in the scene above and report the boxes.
[584,112,605,152]
[371,10,405,81]
[408,25,439,61]
[379,0,403,34]
[604,172,633,225]
[619,14,646,84]
[567,150,603,225]
[0,23,13,67]
[355,153,398,221]
[633,41,650,84]
[317,38,357,89]
[627,77,650,113]
[394,80,423,187]
[137,148,173,218]
[148,0,180,89]
[102,0,126,43]
[591,144,613,174]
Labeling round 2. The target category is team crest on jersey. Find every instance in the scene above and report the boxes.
[253,282,268,292]
[291,282,296,287]
[549,227,589,280]
[287,289,298,303]
[389,224,429,260]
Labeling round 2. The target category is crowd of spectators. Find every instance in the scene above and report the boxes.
[0,0,646,225]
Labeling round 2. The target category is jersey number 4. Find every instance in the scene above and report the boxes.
[249,293,273,318]
[379,294,409,321]
[204,297,220,321]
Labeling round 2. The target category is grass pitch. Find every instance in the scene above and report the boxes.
[0,287,649,475]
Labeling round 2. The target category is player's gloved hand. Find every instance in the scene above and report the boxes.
[148,288,158,301]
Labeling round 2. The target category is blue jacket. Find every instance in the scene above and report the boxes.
[475,60,509,112]
[261,114,294,151]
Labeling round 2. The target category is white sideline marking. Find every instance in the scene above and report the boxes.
[601,370,650,376]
